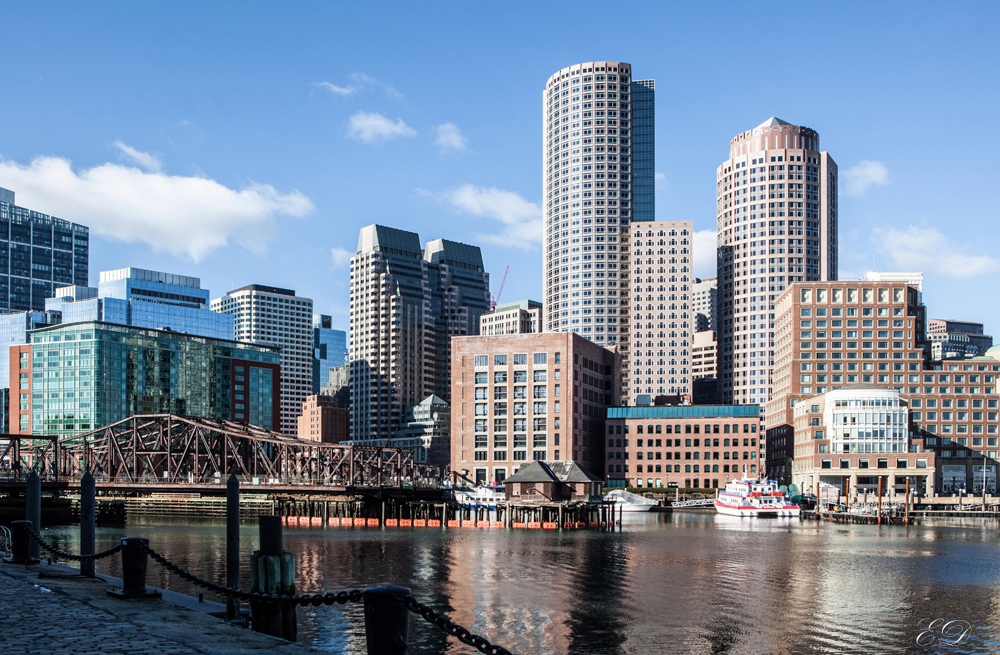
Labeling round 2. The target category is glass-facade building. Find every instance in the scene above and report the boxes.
[0,187,89,312]
[630,80,655,222]
[312,314,347,393]
[14,321,280,439]
[45,267,233,340]
[0,310,60,385]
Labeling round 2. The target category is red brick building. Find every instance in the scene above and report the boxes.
[297,394,348,443]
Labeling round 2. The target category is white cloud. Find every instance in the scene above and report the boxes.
[434,123,467,152]
[330,246,353,268]
[315,73,403,101]
[113,140,162,173]
[872,225,1000,278]
[421,184,541,249]
[693,229,717,278]
[0,153,313,261]
[843,160,889,196]
[347,112,416,144]
[655,172,667,189]
[315,81,359,96]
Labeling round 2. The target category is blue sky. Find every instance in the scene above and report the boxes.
[1,2,998,334]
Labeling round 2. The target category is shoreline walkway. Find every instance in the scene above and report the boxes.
[0,561,318,655]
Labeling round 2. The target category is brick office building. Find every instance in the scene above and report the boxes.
[451,332,621,485]
[605,404,764,489]
[297,394,348,443]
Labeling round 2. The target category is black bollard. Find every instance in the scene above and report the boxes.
[4,520,37,565]
[363,586,411,654]
[80,472,96,577]
[26,472,41,561]
[107,537,161,600]
[226,474,240,621]
[259,515,282,556]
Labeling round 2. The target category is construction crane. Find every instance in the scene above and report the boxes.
[490,265,510,311]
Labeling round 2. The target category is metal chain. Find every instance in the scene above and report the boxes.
[401,594,516,655]
[139,542,364,606]
[25,526,122,562]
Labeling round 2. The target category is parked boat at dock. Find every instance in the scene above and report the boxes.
[715,479,801,517]
[604,489,658,512]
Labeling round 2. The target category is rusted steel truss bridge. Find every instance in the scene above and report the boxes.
[0,414,444,494]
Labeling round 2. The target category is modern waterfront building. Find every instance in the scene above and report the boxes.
[0,310,60,385]
[312,314,347,393]
[450,332,622,484]
[605,404,764,489]
[692,276,717,333]
[628,220,693,401]
[691,330,717,381]
[349,224,490,440]
[46,268,234,340]
[211,285,313,435]
[789,385,936,498]
[542,61,653,402]
[479,300,542,336]
[296,394,348,443]
[716,118,838,405]
[0,187,89,311]
[10,321,280,437]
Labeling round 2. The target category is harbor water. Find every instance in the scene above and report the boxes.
[42,512,1000,654]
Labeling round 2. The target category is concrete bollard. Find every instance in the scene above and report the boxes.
[226,474,240,621]
[108,537,161,599]
[80,472,96,577]
[4,520,37,565]
[363,586,411,654]
[26,472,41,561]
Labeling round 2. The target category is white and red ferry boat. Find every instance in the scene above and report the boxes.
[715,479,801,518]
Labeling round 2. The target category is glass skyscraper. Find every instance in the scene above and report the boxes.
[45,267,233,340]
[0,187,89,312]
[630,80,655,222]
[12,321,280,438]
[312,314,347,393]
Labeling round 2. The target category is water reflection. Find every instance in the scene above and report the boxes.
[40,513,1000,654]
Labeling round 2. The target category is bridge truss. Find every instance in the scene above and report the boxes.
[0,414,444,489]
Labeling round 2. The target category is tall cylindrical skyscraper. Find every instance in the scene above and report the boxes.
[542,61,654,402]
[715,117,838,405]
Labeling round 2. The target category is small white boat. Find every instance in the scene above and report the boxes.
[715,479,801,518]
[453,484,505,510]
[604,489,658,512]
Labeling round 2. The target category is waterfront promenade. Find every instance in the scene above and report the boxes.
[0,561,318,655]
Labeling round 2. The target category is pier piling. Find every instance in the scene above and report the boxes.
[251,516,296,641]
[80,472,96,576]
[26,472,41,561]
[226,474,240,621]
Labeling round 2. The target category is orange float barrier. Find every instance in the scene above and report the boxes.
[476,520,489,528]
[353,518,367,527]
[461,520,477,528]
[542,522,558,529]
[447,519,460,527]
[589,521,599,528]
[527,522,541,529]
[281,516,288,525]
[366,518,379,527]
[328,517,341,527]
[399,519,412,527]
[413,519,427,527]
[311,517,322,526]
[512,522,526,528]
[427,519,441,527]
[490,521,504,528]
[385,519,399,527]
[287,516,299,526]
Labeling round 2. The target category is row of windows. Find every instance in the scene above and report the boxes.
[474,353,554,367]
[612,464,754,475]
[610,437,757,448]
[609,423,758,435]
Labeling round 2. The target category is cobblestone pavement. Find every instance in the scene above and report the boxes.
[0,562,318,654]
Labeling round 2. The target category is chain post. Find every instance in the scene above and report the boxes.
[26,471,41,561]
[80,471,96,576]
[363,586,411,654]
[108,537,161,600]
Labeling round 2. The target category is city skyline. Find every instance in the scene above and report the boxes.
[1,4,999,338]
